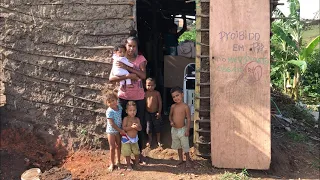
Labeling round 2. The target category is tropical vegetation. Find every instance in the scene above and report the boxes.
[271,0,319,103]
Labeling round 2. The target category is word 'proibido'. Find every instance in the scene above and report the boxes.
[219,31,260,41]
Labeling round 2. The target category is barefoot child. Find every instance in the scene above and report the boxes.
[169,86,192,167]
[145,78,163,147]
[122,101,142,170]
[112,45,134,89]
[103,89,126,172]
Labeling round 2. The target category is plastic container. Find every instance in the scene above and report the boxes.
[21,168,41,180]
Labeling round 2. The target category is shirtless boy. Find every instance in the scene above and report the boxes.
[169,86,192,167]
[122,101,142,170]
[145,78,163,147]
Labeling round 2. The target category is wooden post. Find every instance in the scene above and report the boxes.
[193,0,202,156]
[0,53,5,107]
[209,0,271,169]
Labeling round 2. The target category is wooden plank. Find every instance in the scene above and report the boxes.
[193,0,202,154]
[0,52,4,107]
[0,82,4,94]
[210,0,271,169]
[0,94,6,106]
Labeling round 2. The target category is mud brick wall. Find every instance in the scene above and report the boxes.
[0,15,5,107]
[0,0,135,150]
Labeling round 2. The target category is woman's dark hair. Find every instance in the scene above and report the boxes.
[129,30,137,37]
[126,36,139,45]
[126,29,139,45]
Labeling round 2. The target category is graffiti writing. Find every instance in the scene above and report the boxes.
[213,55,268,66]
[236,61,263,85]
[219,30,260,41]
[217,66,243,73]
[250,42,264,53]
[233,44,245,51]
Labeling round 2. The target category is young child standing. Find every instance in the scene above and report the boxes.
[112,45,134,89]
[145,78,163,147]
[122,101,142,171]
[169,86,192,167]
[103,89,126,172]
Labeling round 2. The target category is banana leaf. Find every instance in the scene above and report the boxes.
[300,36,320,60]
[287,60,307,72]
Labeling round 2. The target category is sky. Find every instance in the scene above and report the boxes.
[277,0,319,19]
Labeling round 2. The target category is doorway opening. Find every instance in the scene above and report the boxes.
[136,0,196,114]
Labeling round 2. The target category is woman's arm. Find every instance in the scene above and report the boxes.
[177,15,187,37]
[109,70,139,83]
[126,61,146,80]
[116,61,147,80]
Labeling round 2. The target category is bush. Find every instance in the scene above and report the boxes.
[301,49,320,104]
[178,27,196,43]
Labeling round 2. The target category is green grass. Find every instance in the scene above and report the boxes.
[285,131,307,142]
[220,169,250,180]
[302,24,320,45]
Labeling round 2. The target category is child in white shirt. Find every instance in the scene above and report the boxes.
[112,45,134,89]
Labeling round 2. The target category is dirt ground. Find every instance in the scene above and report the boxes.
[1,115,319,180]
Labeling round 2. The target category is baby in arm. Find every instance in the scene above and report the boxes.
[112,45,134,89]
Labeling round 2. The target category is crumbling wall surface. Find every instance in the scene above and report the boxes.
[0,54,5,107]
[0,15,6,107]
[0,0,134,150]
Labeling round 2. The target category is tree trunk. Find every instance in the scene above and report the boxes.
[285,71,292,95]
[283,71,287,93]
[292,67,300,100]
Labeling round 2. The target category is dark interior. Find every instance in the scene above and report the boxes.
[136,0,196,112]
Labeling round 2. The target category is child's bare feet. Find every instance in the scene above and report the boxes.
[146,142,150,147]
[157,142,163,147]
[185,161,192,168]
[126,84,134,88]
[108,164,114,172]
[126,166,133,171]
[139,155,147,165]
[134,163,142,170]
[115,162,121,170]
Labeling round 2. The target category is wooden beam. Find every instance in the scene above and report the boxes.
[193,0,202,157]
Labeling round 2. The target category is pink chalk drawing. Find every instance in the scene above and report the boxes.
[236,61,262,85]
